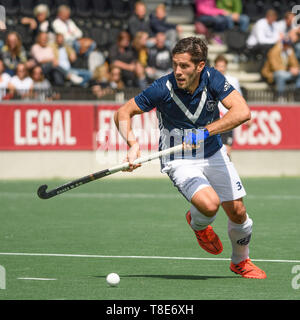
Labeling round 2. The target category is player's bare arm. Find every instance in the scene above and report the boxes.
[114,98,144,171]
[205,89,251,136]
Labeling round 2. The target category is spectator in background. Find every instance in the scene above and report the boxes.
[216,0,249,32]
[108,30,147,89]
[128,1,152,38]
[214,54,242,158]
[91,64,124,99]
[132,31,149,68]
[8,63,33,99]
[50,33,91,87]
[277,12,300,61]
[261,37,300,100]
[0,59,11,100]
[30,32,83,86]
[246,9,280,54]
[146,32,172,81]
[149,3,182,49]
[30,65,54,100]
[21,4,55,43]
[52,5,96,57]
[195,0,229,44]
[1,31,27,76]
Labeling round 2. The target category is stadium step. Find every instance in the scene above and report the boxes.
[230,72,262,83]
[241,82,270,90]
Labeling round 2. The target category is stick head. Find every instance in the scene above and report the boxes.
[37,184,49,199]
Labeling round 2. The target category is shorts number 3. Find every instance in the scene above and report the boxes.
[236,181,242,191]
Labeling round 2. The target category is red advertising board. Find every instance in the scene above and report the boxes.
[96,105,159,151]
[0,104,95,150]
[0,103,300,150]
[233,106,300,150]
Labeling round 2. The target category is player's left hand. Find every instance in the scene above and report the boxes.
[123,142,142,172]
[183,128,209,149]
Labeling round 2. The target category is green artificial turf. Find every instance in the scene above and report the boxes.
[0,177,299,300]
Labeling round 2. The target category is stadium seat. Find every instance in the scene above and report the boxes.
[0,0,19,16]
[72,0,92,18]
[15,23,34,50]
[91,0,112,19]
[89,27,110,49]
[19,0,36,17]
[111,0,134,19]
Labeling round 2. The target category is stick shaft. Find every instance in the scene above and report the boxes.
[37,144,183,199]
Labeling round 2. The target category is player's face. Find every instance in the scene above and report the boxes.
[172,53,205,93]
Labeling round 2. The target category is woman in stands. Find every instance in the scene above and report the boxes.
[1,32,28,76]
[7,63,33,99]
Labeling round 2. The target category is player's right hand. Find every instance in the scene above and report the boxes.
[123,142,141,172]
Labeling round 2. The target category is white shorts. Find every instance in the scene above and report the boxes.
[163,146,246,203]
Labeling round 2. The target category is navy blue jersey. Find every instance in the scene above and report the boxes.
[134,65,235,166]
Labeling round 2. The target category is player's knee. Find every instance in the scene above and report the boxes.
[204,202,220,217]
[193,199,220,217]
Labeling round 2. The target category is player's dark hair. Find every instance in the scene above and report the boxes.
[172,37,208,64]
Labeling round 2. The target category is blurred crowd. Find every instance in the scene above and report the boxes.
[0,1,179,100]
[0,0,299,101]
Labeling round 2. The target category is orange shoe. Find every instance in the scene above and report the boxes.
[230,259,267,279]
[186,211,223,255]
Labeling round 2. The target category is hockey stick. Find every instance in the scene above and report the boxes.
[37,143,185,200]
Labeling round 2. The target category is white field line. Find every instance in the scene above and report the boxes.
[0,192,300,200]
[17,277,56,281]
[0,252,299,264]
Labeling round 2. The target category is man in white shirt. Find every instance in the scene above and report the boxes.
[52,5,96,57]
[246,9,281,70]
[247,9,280,48]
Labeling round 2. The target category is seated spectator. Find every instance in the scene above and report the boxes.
[8,63,33,99]
[246,9,280,53]
[132,31,149,68]
[0,59,11,100]
[277,12,300,61]
[1,31,27,76]
[30,65,55,101]
[261,38,300,99]
[21,4,55,43]
[52,5,96,57]
[128,1,152,38]
[146,32,172,81]
[195,0,229,44]
[50,33,91,87]
[149,3,182,49]
[30,32,83,86]
[108,30,147,89]
[91,64,124,99]
[216,0,249,32]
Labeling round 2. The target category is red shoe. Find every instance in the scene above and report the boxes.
[230,258,267,279]
[186,211,223,255]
